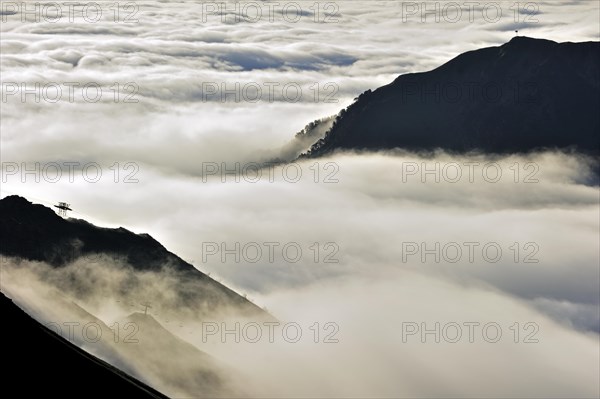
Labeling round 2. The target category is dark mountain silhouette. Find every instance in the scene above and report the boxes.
[304,37,600,157]
[0,292,167,398]
[0,195,266,318]
[1,195,193,271]
[2,274,243,397]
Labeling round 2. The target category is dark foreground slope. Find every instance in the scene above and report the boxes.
[0,292,167,398]
[305,37,600,157]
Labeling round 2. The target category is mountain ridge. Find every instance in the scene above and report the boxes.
[302,37,600,157]
[0,194,267,318]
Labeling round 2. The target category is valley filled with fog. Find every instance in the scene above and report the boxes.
[3,150,599,397]
[1,1,599,397]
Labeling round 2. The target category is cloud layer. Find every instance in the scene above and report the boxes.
[1,1,599,397]
[2,0,599,170]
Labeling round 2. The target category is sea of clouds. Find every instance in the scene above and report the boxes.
[1,1,599,397]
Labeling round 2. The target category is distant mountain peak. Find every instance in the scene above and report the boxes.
[303,37,600,157]
[507,36,556,44]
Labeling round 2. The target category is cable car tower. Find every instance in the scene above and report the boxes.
[54,202,72,217]
[141,302,152,315]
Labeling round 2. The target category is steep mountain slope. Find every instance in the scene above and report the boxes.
[1,270,243,397]
[0,292,168,398]
[304,37,600,156]
[0,195,267,319]
[0,194,269,396]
